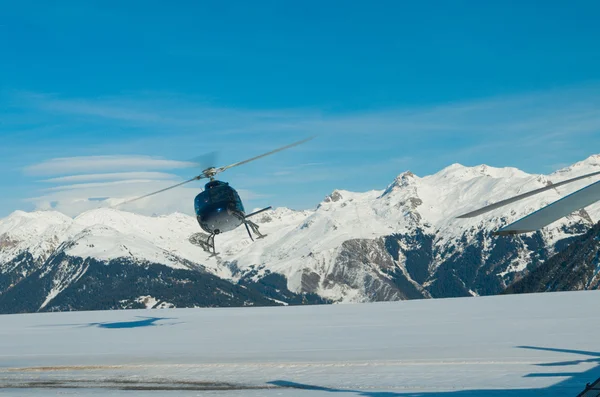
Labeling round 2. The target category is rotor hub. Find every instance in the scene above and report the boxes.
[202,167,218,181]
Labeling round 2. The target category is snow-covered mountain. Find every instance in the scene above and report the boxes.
[2,154,600,313]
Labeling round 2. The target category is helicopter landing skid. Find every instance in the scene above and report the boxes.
[244,219,266,241]
[189,232,219,256]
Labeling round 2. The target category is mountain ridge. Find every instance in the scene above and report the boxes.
[2,154,600,312]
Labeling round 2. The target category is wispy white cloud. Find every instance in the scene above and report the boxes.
[8,83,600,217]
[14,84,600,161]
[9,85,600,170]
[22,154,206,216]
[41,172,178,183]
[24,155,197,176]
[12,91,320,133]
[27,178,266,217]
[27,186,198,217]
[41,179,178,192]
[21,150,269,217]
[21,92,168,123]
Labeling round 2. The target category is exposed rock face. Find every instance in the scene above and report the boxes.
[323,190,344,204]
[321,238,428,302]
[505,221,600,294]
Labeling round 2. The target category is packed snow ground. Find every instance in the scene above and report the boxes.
[2,290,600,396]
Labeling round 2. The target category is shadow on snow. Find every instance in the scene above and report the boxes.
[269,346,600,396]
[87,316,179,329]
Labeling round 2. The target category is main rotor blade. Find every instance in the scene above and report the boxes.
[494,179,600,235]
[112,175,204,207]
[456,170,600,218]
[215,136,315,174]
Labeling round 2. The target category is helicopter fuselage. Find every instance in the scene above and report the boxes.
[194,180,245,235]
[115,137,312,255]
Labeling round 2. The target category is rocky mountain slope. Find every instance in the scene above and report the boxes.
[1,154,600,313]
[505,220,600,294]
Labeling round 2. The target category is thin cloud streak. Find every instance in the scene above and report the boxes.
[41,179,180,192]
[12,84,600,135]
[41,172,178,183]
[25,155,197,176]
[26,181,266,218]
[13,91,323,131]
[14,85,600,167]
[8,83,600,217]
[10,85,600,163]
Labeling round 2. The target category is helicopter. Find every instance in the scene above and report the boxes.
[115,137,314,255]
[457,168,600,235]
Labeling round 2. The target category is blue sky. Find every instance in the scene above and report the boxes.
[1,1,600,217]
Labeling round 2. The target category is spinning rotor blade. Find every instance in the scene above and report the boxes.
[187,151,218,170]
[456,170,600,218]
[495,179,600,235]
[215,136,315,175]
[112,137,314,208]
[113,175,206,207]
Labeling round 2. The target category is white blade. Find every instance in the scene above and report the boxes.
[457,170,600,218]
[110,137,314,208]
[112,176,203,207]
[495,180,600,235]
[216,136,315,174]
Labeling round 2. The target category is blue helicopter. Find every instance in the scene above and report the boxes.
[117,137,314,255]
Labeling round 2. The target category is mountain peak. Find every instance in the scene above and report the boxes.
[324,190,344,203]
[4,209,71,220]
[5,210,28,218]
[553,153,600,176]
[432,162,529,182]
[381,171,418,196]
[581,153,600,163]
[1,210,73,233]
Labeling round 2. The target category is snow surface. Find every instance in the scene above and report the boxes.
[1,290,600,395]
[2,154,600,302]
